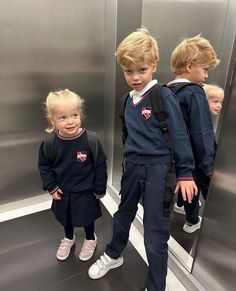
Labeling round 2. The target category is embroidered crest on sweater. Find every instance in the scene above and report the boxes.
[142,106,152,120]
[77,151,87,162]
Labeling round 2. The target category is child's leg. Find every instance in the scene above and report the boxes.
[84,223,95,240]
[143,163,174,291]
[105,161,141,259]
[177,191,184,207]
[57,207,75,261]
[64,205,74,239]
[79,223,96,261]
[184,191,200,224]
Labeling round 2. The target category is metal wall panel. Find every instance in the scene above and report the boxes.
[0,0,105,204]
[192,38,236,291]
[111,0,143,190]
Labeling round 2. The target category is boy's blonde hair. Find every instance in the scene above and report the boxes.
[115,27,159,67]
[170,35,220,75]
[203,84,224,100]
[44,89,85,133]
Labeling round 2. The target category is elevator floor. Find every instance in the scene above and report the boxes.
[0,205,148,291]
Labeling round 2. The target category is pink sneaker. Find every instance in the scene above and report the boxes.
[79,234,97,261]
[56,237,75,261]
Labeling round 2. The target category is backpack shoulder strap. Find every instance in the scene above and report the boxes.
[87,130,98,168]
[151,84,175,217]
[168,82,202,94]
[43,133,56,164]
[151,83,168,132]
[151,83,174,160]
[119,92,129,145]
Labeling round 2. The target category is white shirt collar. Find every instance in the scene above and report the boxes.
[167,78,190,86]
[130,79,158,98]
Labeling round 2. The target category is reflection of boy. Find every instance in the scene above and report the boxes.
[204,84,224,116]
[168,35,220,231]
[88,27,197,291]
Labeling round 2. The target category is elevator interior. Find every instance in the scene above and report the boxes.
[1,1,236,290]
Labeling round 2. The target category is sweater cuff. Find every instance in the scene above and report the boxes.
[177,176,194,181]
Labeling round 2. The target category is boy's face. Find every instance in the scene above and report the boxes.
[186,62,210,85]
[208,94,224,116]
[122,63,157,91]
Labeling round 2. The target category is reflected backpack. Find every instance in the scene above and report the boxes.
[43,130,98,168]
[168,82,203,94]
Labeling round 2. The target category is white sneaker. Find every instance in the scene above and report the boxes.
[79,234,97,261]
[56,237,75,260]
[183,217,202,233]
[88,252,124,279]
[174,202,185,214]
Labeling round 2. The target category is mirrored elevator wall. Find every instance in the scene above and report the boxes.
[0,0,105,205]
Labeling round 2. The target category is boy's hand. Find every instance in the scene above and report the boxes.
[174,181,198,203]
[51,188,63,200]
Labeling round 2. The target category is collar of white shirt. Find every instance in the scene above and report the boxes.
[130,79,158,104]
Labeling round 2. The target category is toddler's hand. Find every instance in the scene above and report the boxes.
[52,188,63,200]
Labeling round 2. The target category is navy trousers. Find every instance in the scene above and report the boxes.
[105,161,176,291]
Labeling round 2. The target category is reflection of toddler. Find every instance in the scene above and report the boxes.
[204,84,224,116]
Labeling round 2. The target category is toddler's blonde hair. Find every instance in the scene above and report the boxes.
[203,84,224,101]
[44,89,85,133]
[115,27,159,67]
[170,35,220,75]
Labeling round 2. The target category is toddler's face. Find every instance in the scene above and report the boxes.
[208,94,224,116]
[122,63,156,92]
[49,101,81,137]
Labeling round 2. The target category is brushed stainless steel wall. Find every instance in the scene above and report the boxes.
[192,38,236,291]
[111,0,143,190]
[0,0,105,204]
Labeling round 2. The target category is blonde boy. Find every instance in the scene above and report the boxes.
[168,35,220,228]
[89,27,197,291]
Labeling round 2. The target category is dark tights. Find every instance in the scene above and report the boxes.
[64,206,95,240]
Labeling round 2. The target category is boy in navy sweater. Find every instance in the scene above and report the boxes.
[168,35,220,232]
[88,28,197,291]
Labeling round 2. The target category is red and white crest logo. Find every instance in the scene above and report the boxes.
[77,151,87,162]
[142,106,152,120]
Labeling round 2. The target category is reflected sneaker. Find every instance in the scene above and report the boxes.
[56,237,75,260]
[183,217,202,233]
[174,202,185,214]
[79,234,97,261]
[88,252,124,279]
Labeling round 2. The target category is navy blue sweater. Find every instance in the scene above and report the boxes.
[168,83,215,176]
[38,129,107,195]
[124,85,195,180]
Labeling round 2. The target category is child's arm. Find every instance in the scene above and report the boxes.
[93,139,108,198]
[38,141,60,195]
[188,87,215,176]
[161,87,196,201]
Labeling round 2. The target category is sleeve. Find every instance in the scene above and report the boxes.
[93,138,108,194]
[38,141,59,194]
[188,88,215,175]
[161,87,195,180]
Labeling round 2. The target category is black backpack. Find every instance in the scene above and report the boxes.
[43,130,98,168]
[168,82,203,95]
[119,83,175,216]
